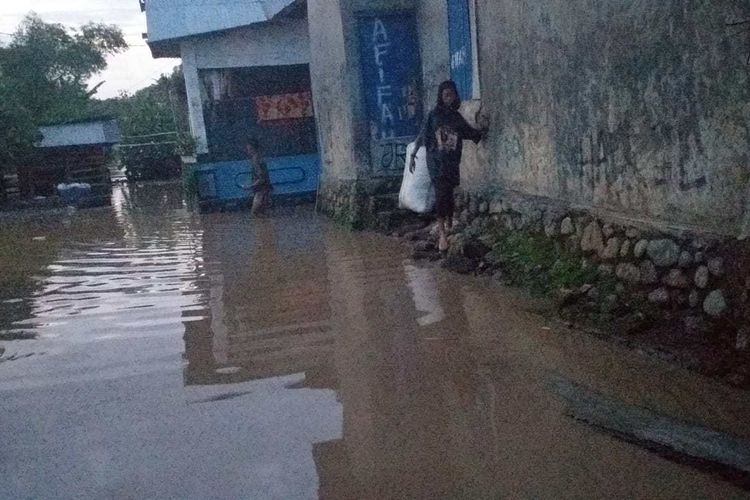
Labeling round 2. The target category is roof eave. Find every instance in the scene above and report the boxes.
[147,40,181,59]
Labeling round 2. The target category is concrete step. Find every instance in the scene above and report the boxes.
[374,209,423,232]
[369,193,400,213]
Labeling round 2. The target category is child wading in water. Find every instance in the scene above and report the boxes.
[246,138,272,216]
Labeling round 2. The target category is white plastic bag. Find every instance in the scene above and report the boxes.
[399,142,434,213]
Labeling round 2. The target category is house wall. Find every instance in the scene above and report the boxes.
[180,19,311,155]
[314,0,750,237]
[311,0,456,223]
[473,0,750,236]
[192,19,310,69]
[310,0,492,224]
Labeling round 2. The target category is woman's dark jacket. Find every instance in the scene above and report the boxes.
[413,107,483,187]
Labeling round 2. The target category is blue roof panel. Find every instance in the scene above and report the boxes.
[146,0,297,43]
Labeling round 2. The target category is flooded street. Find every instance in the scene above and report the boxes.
[1,182,750,499]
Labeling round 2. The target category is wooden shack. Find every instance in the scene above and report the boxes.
[18,118,120,208]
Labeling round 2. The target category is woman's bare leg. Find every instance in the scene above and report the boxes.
[251,192,264,216]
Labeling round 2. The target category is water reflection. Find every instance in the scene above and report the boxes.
[1,182,748,499]
[177,203,505,497]
[318,233,503,499]
[183,210,333,386]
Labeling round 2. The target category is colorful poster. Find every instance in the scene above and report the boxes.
[254,92,314,122]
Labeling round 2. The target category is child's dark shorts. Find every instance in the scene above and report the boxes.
[434,177,456,219]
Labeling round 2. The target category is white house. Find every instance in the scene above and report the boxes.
[144,0,311,157]
[143,0,320,202]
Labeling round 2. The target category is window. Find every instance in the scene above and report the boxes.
[447,0,480,100]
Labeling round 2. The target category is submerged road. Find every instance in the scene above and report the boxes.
[1,183,749,499]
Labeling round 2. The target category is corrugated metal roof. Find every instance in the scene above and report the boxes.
[145,0,298,44]
[38,120,121,148]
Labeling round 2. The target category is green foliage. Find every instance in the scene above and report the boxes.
[175,133,196,156]
[0,13,126,171]
[89,67,189,180]
[0,13,127,124]
[0,72,38,170]
[491,231,599,296]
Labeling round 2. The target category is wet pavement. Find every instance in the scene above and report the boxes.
[1,182,750,499]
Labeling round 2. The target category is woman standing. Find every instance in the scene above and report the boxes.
[410,80,486,252]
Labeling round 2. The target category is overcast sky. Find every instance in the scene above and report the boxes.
[0,0,180,99]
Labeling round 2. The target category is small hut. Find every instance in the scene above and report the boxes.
[19,118,121,207]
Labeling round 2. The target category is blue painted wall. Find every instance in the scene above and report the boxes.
[196,154,321,204]
[357,12,423,142]
[447,0,473,100]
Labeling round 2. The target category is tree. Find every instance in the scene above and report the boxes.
[0,13,127,145]
[88,66,190,180]
[0,69,38,170]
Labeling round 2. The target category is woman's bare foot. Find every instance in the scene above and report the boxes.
[438,234,449,252]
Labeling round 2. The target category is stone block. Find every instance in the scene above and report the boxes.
[694,266,709,289]
[703,290,728,317]
[647,239,680,267]
[708,257,724,277]
[581,221,604,254]
[678,251,693,268]
[544,218,559,238]
[600,237,621,260]
[560,217,575,236]
[619,239,632,258]
[625,227,640,239]
[634,239,649,259]
[689,290,701,308]
[616,263,641,284]
[598,264,614,276]
[648,288,670,304]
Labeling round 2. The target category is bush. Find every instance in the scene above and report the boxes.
[491,231,598,295]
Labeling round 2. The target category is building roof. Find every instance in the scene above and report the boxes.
[37,119,121,148]
[144,0,302,58]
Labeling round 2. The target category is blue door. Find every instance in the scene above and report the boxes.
[447,0,473,100]
[357,11,424,176]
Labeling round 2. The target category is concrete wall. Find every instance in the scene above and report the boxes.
[415,1,449,109]
[308,0,359,182]
[181,43,210,154]
[192,19,310,69]
[310,0,493,223]
[309,0,415,182]
[474,0,750,236]
[313,0,750,237]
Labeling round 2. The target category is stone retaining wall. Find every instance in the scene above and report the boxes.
[451,188,750,350]
[317,177,405,230]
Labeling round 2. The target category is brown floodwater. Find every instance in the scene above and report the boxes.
[1,182,749,499]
